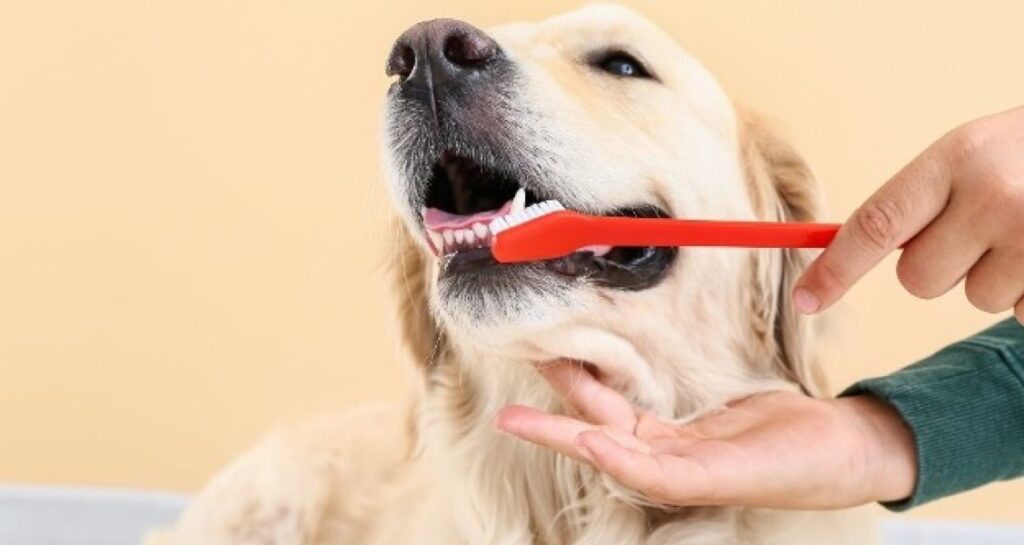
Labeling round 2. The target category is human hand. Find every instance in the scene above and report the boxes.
[794,107,1024,323]
[495,360,917,509]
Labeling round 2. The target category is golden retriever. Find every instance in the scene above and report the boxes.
[149,5,874,544]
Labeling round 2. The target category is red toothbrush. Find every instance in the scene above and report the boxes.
[487,201,840,264]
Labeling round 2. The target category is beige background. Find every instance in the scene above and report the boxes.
[2,0,1021,522]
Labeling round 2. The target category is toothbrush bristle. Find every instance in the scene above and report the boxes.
[488,200,564,235]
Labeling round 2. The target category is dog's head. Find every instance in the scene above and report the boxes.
[383,5,824,412]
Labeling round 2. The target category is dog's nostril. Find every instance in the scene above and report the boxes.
[443,31,496,67]
[387,19,499,82]
[386,42,416,79]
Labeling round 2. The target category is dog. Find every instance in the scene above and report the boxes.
[148,5,874,544]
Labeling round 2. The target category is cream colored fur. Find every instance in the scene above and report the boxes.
[149,5,874,544]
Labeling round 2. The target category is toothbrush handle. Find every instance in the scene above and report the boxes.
[587,215,840,248]
[491,211,841,263]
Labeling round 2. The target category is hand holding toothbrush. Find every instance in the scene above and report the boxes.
[794,106,1024,323]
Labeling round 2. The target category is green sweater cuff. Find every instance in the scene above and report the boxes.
[841,319,1024,511]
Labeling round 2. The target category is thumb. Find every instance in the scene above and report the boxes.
[794,146,953,313]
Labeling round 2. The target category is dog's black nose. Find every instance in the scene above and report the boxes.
[386,19,500,102]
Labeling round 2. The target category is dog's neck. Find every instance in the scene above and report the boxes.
[414,336,782,545]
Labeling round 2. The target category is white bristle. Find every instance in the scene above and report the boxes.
[487,199,566,236]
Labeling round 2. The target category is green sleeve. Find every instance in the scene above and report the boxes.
[841,318,1024,511]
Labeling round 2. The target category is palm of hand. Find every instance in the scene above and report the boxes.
[496,361,915,509]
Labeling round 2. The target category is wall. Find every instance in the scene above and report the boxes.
[1,0,1021,522]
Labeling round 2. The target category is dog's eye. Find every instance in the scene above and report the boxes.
[594,52,651,79]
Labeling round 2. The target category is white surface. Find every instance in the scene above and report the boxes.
[880,518,1024,545]
[1,485,1022,545]
[0,485,187,545]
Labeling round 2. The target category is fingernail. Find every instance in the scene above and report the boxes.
[574,433,595,461]
[793,287,820,314]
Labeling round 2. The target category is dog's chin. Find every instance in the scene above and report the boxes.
[432,273,668,405]
[433,265,576,337]
[430,241,676,344]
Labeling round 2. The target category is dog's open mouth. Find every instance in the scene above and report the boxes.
[419,153,676,290]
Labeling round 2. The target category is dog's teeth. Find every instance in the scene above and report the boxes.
[454,230,465,244]
[511,187,526,215]
[472,222,488,240]
[428,231,443,253]
[443,230,455,247]
[464,229,476,245]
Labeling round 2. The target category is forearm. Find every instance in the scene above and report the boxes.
[842,318,1024,511]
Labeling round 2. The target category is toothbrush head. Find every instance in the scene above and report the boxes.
[487,200,565,236]
[488,200,592,263]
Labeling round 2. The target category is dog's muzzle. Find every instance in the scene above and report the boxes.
[384,20,676,292]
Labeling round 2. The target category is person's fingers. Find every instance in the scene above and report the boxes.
[964,249,1024,312]
[1016,297,1024,325]
[495,405,595,460]
[633,410,679,441]
[794,147,954,313]
[894,200,991,299]
[598,424,653,453]
[537,360,636,430]
[575,430,715,505]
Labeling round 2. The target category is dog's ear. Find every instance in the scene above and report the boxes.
[739,112,828,395]
[391,223,449,371]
